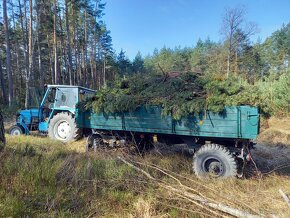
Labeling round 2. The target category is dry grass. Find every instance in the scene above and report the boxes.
[1,135,290,217]
[202,175,290,216]
[268,117,290,132]
[138,152,290,217]
[128,197,158,218]
[259,116,290,145]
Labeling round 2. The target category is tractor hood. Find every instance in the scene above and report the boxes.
[18,108,39,124]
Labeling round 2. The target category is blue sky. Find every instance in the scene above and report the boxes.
[104,0,290,60]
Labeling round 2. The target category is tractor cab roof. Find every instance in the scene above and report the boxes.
[46,85,96,93]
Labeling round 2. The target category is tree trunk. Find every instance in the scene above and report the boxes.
[58,11,66,84]
[226,36,232,78]
[90,52,95,88]
[0,60,8,103]
[92,31,97,89]
[3,0,13,106]
[53,0,59,84]
[76,26,81,85]
[14,44,21,99]
[226,53,230,77]
[19,0,29,103]
[12,3,21,100]
[47,34,55,84]
[25,0,33,108]
[81,45,85,86]
[65,0,73,85]
[103,54,106,87]
[0,109,5,149]
[84,9,88,86]
[36,1,44,90]
[72,4,78,85]
[97,43,101,90]
[235,50,238,75]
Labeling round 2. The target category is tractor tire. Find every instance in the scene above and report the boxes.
[9,125,24,136]
[193,144,237,179]
[48,112,82,143]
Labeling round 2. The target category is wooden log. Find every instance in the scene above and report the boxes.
[279,189,290,208]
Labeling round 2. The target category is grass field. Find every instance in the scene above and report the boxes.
[1,135,290,217]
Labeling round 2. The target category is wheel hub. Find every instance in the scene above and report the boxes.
[208,161,223,175]
[56,121,71,139]
[11,129,21,135]
[203,158,224,177]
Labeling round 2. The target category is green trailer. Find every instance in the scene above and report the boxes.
[76,105,259,178]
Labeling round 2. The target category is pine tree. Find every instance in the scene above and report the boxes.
[132,51,145,74]
[3,0,13,106]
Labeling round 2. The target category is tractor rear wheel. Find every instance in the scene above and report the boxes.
[9,125,24,136]
[193,144,237,179]
[48,112,82,142]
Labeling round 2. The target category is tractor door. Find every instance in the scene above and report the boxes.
[39,88,56,123]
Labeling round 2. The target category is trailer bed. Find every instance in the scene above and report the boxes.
[76,106,259,140]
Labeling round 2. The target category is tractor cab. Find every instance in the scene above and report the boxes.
[9,85,95,142]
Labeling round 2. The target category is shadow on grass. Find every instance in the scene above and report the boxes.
[247,143,290,178]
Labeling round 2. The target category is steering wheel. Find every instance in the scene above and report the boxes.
[42,106,51,119]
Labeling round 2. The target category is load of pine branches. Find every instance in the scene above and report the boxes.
[79,72,258,120]
[80,72,278,120]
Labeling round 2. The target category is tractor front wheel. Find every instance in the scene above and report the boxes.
[48,112,82,143]
[9,125,24,136]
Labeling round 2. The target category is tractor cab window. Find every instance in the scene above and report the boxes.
[47,89,56,103]
[43,88,56,108]
[54,88,78,108]
[79,89,95,102]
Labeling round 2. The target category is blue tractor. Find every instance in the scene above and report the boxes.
[9,85,95,142]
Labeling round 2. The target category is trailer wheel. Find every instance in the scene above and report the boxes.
[48,112,82,142]
[193,144,237,178]
[9,125,24,136]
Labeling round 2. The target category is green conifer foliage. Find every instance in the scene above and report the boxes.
[80,72,290,120]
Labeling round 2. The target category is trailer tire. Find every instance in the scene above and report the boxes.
[193,144,237,178]
[48,112,82,143]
